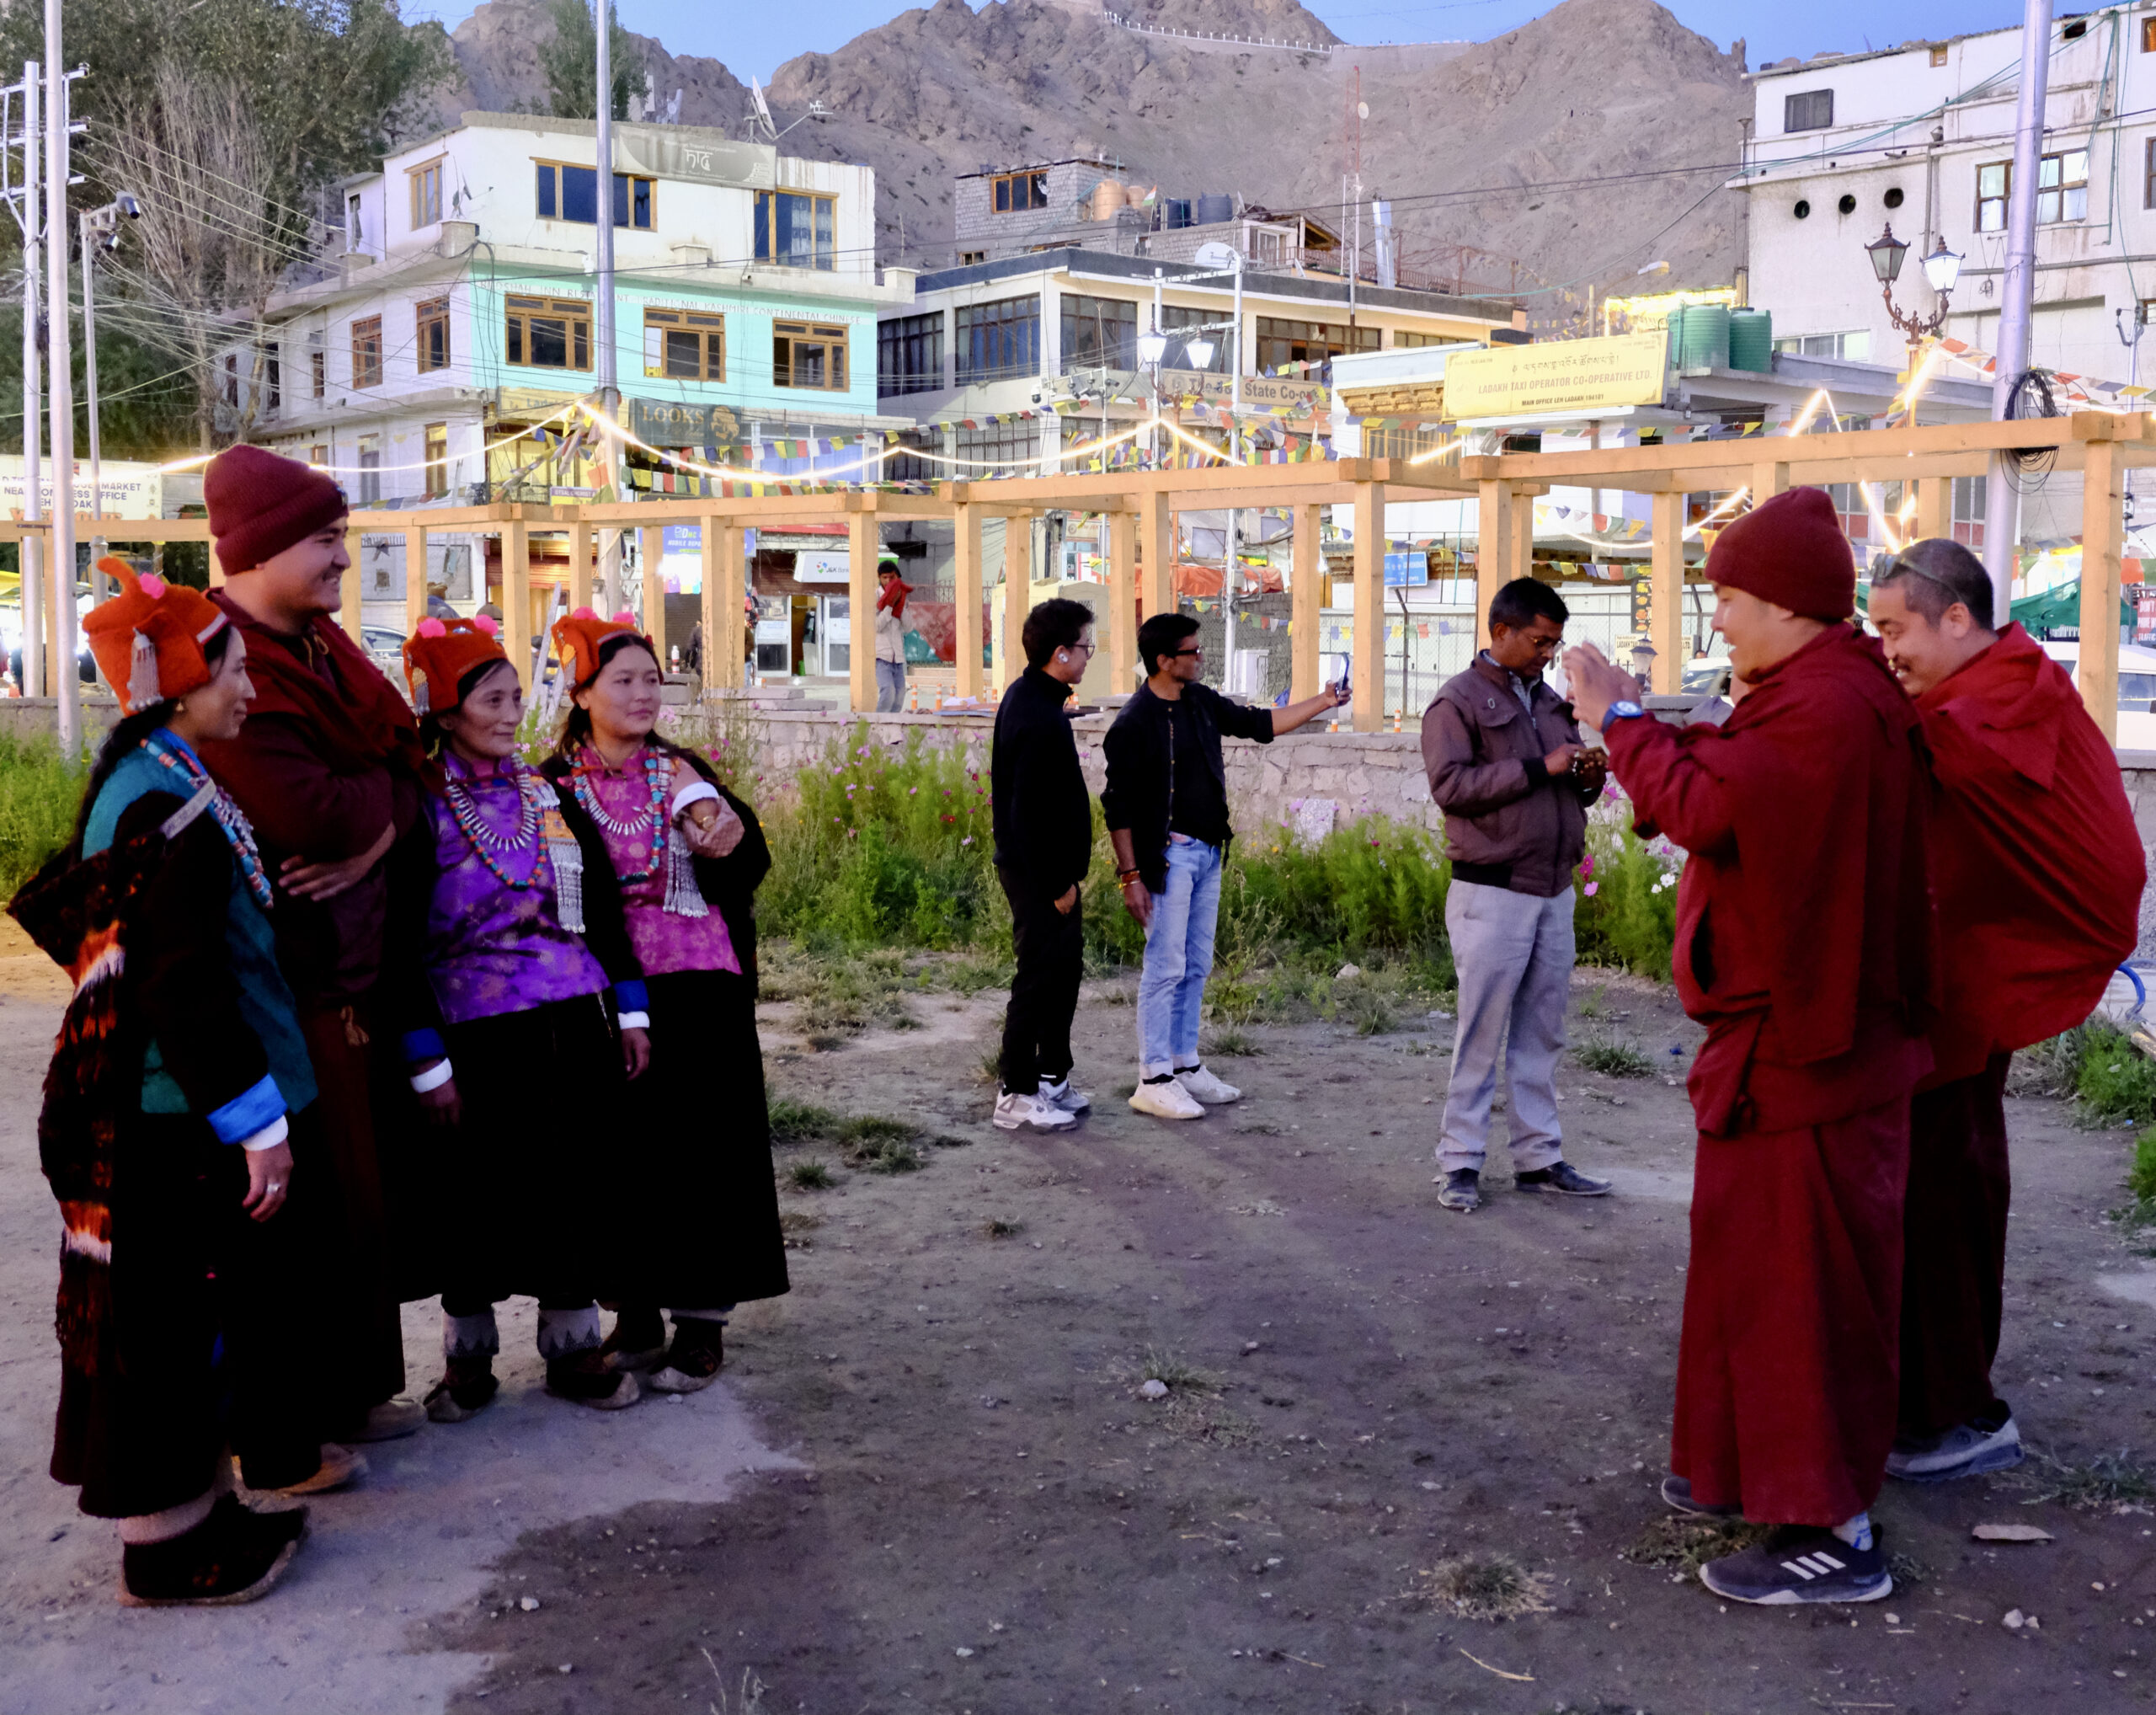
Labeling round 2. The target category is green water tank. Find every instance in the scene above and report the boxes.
[1680,304,1732,371]
[1659,307,1687,366]
[1728,307,1773,373]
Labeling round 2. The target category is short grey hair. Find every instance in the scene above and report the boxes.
[1874,537,1997,631]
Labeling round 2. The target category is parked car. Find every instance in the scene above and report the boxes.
[361,626,405,681]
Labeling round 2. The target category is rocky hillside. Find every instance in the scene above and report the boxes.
[431,0,1748,307]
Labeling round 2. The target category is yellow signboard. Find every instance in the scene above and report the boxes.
[1443,332,1669,421]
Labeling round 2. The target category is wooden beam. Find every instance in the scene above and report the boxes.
[717,521,746,692]
[698,516,723,697]
[2081,432,2124,742]
[1352,480,1385,732]
[1475,478,1512,652]
[1508,483,1535,580]
[640,525,666,665]
[848,509,878,713]
[568,518,594,612]
[403,523,428,641]
[1109,513,1138,694]
[1291,501,1322,703]
[341,526,365,644]
[501,521,532,681]
[1750,459,1788,507]
[1648,492,1685,695]
[1139,489,1174,621]
[953,500,984,701]
[1001,516,1030,692]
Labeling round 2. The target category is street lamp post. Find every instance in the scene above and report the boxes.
[1865,222,1963,345]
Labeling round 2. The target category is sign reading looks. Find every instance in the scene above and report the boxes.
[1442,332,1668,422]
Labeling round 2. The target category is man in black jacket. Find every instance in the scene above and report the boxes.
[1104,612,1343,1120]
[989,598,1098,1130]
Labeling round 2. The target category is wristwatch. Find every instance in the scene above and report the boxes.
[1604,700,1646,721]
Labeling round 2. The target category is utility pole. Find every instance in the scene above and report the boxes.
[44,3,77,753]
[5,62,42,702]
[1983,0,2053,626]
[593,0,622,613]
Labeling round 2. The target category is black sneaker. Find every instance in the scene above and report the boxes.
[120,1493,308,1608]
[1662,1472,1741,1519]
[1698,1525,1892,1605]
[1514,1161,1612,1197]
[1437,1168,1481,1213]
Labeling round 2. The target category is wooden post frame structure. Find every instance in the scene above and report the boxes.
[13,412,2153,742]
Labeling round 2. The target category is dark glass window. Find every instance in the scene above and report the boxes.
[955,295,1040,385]
[1059,294,1134,370]
[878,312,944,395]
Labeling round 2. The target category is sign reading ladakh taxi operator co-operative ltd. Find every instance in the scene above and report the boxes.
[1441,331,1669,421]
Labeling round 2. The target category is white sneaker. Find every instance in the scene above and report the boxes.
[1129,1077,1207,1120]
[1038,1075,1092,1114]
[1174,1063,1241,1104]
[993,1090,1077,1131]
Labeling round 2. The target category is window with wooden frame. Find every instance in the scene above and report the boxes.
[409,158,444,230]
[772,320,848,390]
[504,295,591,370]
[754,190,837,270]
[992,170,1049,213]
[416,297,451,373]
[309,444,328,467]
[357,434,382,505]
[643,307,724,381]
[1929,44,1948,66]
[532,161,654,228]
[1977,160,2010,232]
[2144,14,2156,51]
[2036,147,2089,223]
[424,422,449,498]
[309,332,325,399]
[1252,315,1379,371]
[350,315,383,388]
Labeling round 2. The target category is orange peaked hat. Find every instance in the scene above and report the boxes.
[82,556,231,715]
[551,606,648,690]
[403,614,508,714]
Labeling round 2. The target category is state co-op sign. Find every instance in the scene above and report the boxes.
[1442,331,1669,421]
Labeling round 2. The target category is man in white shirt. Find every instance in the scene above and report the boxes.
[874,561,910,711]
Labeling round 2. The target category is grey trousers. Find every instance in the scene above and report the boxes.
[875,658,906,712]
[1438,879,1573,1175]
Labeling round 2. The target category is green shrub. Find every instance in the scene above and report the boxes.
[0,731,87,899]
[1575,818,1680,977]
[2129,1128,2156,1207]
[2076,1023,2156,1127]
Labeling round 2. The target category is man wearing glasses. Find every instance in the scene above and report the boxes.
[1423,576,1611,1213]
[1103,612,1345,1120]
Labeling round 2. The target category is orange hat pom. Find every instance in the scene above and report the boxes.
[551,606,650,690]
[82,556,231,714]
[403,615,511,715]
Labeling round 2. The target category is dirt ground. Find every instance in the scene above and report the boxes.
[8,936,2156,1714]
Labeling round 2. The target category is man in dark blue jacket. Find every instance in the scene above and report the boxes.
[988,598,1098,1130]
[1104,612,1342,1119]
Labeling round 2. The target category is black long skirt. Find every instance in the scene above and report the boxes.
[53,1109,322,1520]
[435,994,627,1310]
[620,968,789,1309]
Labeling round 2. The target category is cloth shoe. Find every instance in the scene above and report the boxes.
[1129,1076,1206,1120]
[1661,1473,1741,1519]
[601,1307,669,1373]
[1513,1161,1612,1197]
[244,1442,367,1499]
[424,1354,500,1424]
[994,1089,1078,1130]
[547,1349,642,1410]
[1174,1063,1241,1104]
[1698,1525,1892,1605]
[1886,1413,2024,1483]
[1038,1075,1092,1114]
[339,1398,425,1443]
[119,1493,307,1608]
[647,1318,724,1394]
[1436,1168,1481,1213]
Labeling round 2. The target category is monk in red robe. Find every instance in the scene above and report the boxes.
[1566,485,1936,1606]
[1868,537,2143,1483]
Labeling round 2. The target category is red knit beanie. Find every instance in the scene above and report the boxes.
[1704,485,1857,622]
[205,445,350,579]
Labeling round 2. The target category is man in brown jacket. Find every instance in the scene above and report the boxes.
[1422,577,1611,1212]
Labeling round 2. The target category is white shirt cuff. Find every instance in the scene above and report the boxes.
[237,1114,290,1152]
[409,1059,455,1094]
[616,1011,651,1030]
[670,781,721,818]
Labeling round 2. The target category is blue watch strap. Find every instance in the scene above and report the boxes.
[1607,700,1646,720]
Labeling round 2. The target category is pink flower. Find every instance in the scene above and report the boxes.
[1583,881,1599,896]
[961,835,974,846]
[1580,853,1595,878]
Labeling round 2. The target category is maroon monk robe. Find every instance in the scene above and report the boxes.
[1900,622,2143,1437]
[1603,623,1938,1525]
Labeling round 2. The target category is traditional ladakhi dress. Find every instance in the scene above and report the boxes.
[13,731,323,1516]
[388,751,648,1370]
[543,745,788,1319]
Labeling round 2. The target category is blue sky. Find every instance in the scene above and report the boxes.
[413,0,2041,85]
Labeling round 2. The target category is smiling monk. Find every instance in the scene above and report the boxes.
[1869,537,2143,1485]
[1566,485,1937,1607]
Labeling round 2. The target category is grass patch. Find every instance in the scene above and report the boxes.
[2077,1024,2156,1127]
[1572,1030,1654,1079]
[1621,1515,1775,1575]
[0,732,84,900]
[787,1160,835,1189]
[1159,1395,1259,1447]
[2013,1448,2156,1511]
[766,1099,951,1175]
[1410,1556,1556,1621]
[1204,1026,1264,1058]
[766,1098,842,1144]
[1123,1348,1224,1395]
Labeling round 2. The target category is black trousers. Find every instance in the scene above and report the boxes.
[998,868,1084,1094]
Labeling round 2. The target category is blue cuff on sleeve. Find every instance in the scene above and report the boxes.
[613,980,649,1015]
[206,1075,287,1146]
[403,1028,446,1065]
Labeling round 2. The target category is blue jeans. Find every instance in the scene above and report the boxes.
[1137,837,1223,1077]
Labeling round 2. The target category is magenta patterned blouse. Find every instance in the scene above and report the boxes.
[421,753,609,1023]
[576,745,740,978]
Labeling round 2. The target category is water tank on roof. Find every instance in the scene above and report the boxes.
[1090,179,1126,222]
[1195,192,1234,226]
[1678,304,1731,371]
[1164,198,1193,230]
[1727,307,1773,373]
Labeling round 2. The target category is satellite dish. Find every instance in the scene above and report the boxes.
[1193,241,1236,270]
[750,77,775,131]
